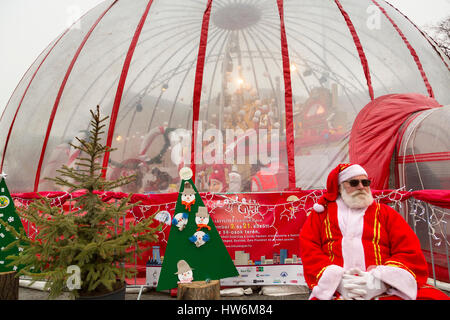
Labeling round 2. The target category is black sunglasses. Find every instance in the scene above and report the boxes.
[346,179,371,187]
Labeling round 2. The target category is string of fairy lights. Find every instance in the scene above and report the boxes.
[11,188,449,248]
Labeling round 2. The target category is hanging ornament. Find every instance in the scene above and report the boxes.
[154,210,172,226]
[172,212,188,231]
[175,260,194,283]
[195,207,211,232]
[179,167,193,181]
[189,231,210,248]
[181,183,196,211]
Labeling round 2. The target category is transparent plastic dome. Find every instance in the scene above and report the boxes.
[397,105,450,191]
[0,0,449,193]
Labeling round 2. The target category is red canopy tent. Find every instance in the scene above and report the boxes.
[349,93,442,189]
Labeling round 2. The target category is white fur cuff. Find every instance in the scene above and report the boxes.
[371,265,417,300]
[310,265,345,300]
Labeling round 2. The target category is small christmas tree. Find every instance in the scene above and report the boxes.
[156,167,238,291]
[0,106,160,299]
[0,174,27,273]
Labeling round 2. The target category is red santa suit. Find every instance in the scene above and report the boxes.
[299,163,448,300]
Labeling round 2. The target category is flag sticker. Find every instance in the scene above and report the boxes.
[0,196,9,209]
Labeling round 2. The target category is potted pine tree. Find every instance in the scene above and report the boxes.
[0,106,160,299]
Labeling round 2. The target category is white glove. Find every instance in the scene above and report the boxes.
[341,268,388,300]
[358,269,388,300]
[337,268,368,300]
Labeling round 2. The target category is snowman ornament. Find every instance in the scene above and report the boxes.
[175,260,194,283]
[189,231,210,248]
[195,207,211,232]
[172,212,188,231]
[181,184,196,212]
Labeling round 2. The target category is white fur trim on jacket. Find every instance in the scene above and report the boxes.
[309,265,345,300]
[313,203,325,213]
[338,165,368,184]
[336,197,366,271]
[371,265,417,300]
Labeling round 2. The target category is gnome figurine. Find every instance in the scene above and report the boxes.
[195,207,211,232]
[181,183,196,211]
[175,260,194,283]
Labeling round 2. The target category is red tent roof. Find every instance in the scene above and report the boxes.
[349,93,441,189]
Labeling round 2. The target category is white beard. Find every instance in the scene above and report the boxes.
[339,184,374,209]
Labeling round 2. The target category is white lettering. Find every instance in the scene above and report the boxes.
[178,304,211,317]
[366,5,381,30]
[66,265,81,290]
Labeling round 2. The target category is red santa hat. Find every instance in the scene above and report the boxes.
[209,164,228,191]
[312,163,368,213]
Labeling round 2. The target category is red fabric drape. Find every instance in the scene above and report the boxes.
[190,0,213,183]
[349,93,441,189]
[12,189,450,209]
[13,188,449,285]
[411,190,450,209]
[276,0,296,190]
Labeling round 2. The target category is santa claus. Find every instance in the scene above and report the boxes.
[299,163,449,300]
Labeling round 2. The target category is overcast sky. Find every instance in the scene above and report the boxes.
[0,0,449,115]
